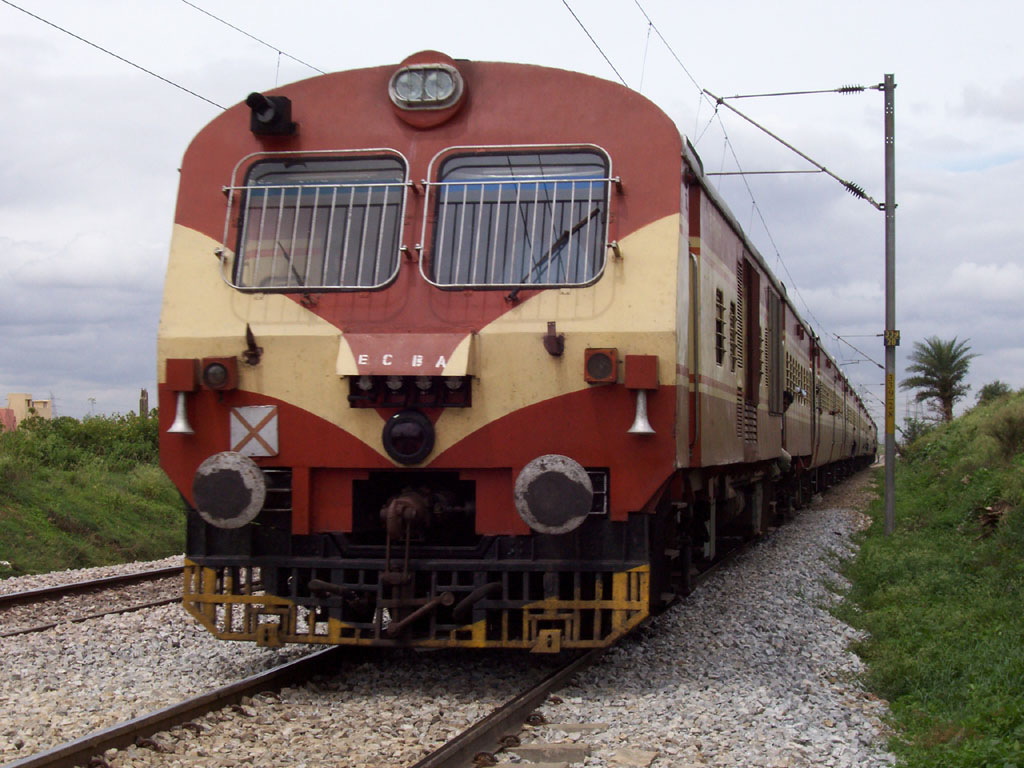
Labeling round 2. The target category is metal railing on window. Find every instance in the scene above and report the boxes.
[419,146,615,290]
[221,151,408,292]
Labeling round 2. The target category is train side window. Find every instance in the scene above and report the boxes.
[229,154,407,291]
[423,149,611,288]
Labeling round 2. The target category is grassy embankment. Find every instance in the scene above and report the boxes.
[839,392,1024,767]
[0,413,185,577]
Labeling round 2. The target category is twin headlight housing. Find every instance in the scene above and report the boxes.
[388,63,464,110]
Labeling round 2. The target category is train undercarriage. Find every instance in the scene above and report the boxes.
[182,455,873,652]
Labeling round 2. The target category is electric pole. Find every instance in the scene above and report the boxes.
[883,74,897,535]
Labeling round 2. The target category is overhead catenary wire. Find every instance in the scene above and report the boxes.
[719,85,871,99]
[178,0,326,76]
[1,0,225,110]
[560,0,628,86]
[835,334,884,370]
[629,0,834,342]
[703,88,883,209]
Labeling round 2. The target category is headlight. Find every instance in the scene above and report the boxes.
[382,409,435,465]
[389,63,463,110]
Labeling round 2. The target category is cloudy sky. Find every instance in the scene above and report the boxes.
[2,0,1021,426]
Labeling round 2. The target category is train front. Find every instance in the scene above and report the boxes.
[158,52,684,651]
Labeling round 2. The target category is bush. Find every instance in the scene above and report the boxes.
[0,411,160,473]
[985,400,1024,460]
[898,416,935,459]
[976,380,1013,405]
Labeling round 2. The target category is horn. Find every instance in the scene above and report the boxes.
[167,391,194,435]
[627,389,655,434]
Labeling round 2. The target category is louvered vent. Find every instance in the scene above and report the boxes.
[735,262,744,369]
[744,402,758,443]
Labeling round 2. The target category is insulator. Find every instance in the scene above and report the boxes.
[844,181,867,200]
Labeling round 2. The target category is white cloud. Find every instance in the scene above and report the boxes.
[2,0,1024,420]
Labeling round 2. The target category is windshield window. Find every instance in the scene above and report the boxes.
[233,156,406,290]
[427,150,609,288]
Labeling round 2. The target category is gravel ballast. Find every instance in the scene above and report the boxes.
[0,472,893,767]
[517,472,894,767]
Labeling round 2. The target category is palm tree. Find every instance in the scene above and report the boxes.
[900,336,977,422]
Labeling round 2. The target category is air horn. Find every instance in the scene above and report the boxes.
[167,391,194,435]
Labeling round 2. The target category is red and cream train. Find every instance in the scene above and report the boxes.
[158,51,876,652]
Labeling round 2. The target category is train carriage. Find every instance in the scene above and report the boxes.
[158,51,876,652]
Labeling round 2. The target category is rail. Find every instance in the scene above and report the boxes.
[0,566,182,609]
[2,648,343,768]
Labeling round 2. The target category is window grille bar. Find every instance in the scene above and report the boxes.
[255,188,270,283]
[373,185,390,285]
[339,186,357,287]
[528,182,541,282]
[583,181,595,280]
[321,187,338,285]
[355,185,373,286]
[272,188,287,287]
[304,187,320,286]
[437,182,451,276]
[546,182,558,285]
[225,181,404,192]
[473,181,486,284]
[566,181,577,283]
[287,187,303,287]
[454,183,469,285]
[508,183,522,285]
[488,181,503,284]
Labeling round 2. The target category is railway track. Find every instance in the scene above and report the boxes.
[0,540,763,764]
[2,647,343,768]
[0,566,183,639]
[4,647,597,768]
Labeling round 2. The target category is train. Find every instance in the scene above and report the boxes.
[158,51,877,653]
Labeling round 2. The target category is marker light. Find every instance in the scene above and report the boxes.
[389,64,463,110]
[203,363,229,388]
[584,348,618,384]
[200,357,239,390]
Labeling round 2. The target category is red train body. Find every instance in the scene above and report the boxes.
[158,52,876,651]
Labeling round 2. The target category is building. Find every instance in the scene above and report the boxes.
[0,393,53,431]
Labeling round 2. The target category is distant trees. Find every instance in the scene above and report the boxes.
[977,380,1012,405]
[900,336,977,422]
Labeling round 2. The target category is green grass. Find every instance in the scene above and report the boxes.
[838,393,1024,767]
[0,414,185,577]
